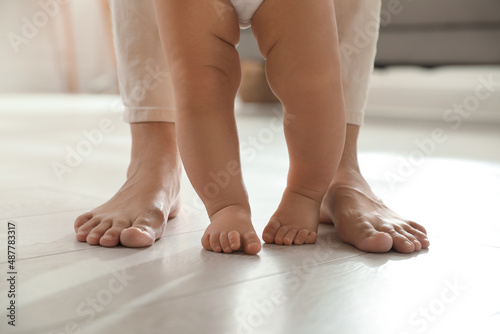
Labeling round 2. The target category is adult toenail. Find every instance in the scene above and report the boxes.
[102,235,113,240]
[77,230,86,235]
[88,233,98,238]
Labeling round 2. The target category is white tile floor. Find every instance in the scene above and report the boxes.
[1,94,499,334]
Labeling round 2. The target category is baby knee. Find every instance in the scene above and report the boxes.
[270,68,341,104]
[172,60,240,97]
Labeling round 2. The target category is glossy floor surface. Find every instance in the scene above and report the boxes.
[1,95,500,334]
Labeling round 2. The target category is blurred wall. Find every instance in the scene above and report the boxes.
[1,0,499,94]
[0,0,116,94]
[376,0,500,66]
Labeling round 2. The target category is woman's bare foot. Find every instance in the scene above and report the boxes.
[74,123,181,248]
[262,188,321,246]
[201,205,261,255]
[319,125,430,253]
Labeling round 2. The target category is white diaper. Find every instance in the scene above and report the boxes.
[229,0,264,29]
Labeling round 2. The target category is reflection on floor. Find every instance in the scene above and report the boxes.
[1,95,499,334]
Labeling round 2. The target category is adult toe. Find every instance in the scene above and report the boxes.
[242,231,261,255]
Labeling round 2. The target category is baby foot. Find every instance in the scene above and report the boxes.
[201,205,261,255]
[262,188,320,245]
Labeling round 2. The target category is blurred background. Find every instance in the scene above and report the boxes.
[0,0,116,94]
[1,0,499,122]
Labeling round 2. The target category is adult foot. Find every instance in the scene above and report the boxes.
[319,168,430,253]
[201,205,261,255]
[318,124,430,253]
[262,188,320,246]
[74,123,181,247]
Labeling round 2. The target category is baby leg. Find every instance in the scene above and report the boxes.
[252,0,346,245]
[153,0,261,254]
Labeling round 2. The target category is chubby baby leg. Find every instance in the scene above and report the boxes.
[252,0,346,245]
[153,0,261,254]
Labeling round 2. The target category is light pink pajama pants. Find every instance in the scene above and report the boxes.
[110,0,382,126]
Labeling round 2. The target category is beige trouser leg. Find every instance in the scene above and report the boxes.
[110,0,175,122]
[110,0,381,126]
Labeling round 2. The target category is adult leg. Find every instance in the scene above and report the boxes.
[253,0,346,245]
[319,0,430,253]
[153,0,261,254]
[74,0,181,247]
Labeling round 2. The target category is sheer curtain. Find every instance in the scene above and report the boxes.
[0,0,117,94]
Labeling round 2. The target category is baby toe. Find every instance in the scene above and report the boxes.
[262,219,281,244]
[294,229,310,245]
[219,232,233,253]
[274,226,289,245]
[228,230,241,251]
[242,231,261,255]
[209,233,222,253]
[283,229,297,245]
